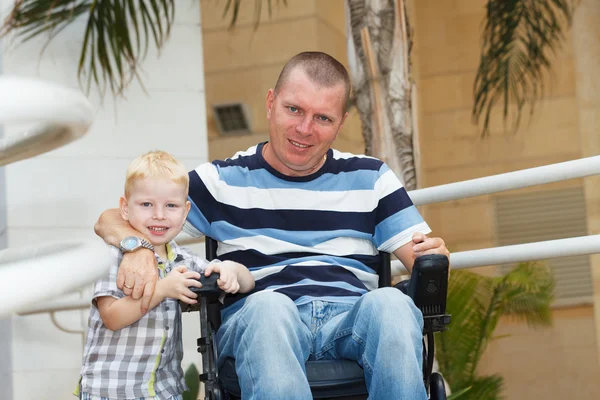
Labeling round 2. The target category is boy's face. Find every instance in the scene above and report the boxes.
[120,177,191,248]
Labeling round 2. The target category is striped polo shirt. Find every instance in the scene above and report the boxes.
[185,142,430,317]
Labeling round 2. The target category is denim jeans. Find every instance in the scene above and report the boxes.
[79,394,182,400]
[216,287,427,400]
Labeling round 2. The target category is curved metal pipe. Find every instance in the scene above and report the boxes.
[0,75,107,318]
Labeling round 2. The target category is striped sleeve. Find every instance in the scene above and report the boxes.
[372,164,431,252]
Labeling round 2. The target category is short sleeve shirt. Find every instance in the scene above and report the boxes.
[77,241,208,399]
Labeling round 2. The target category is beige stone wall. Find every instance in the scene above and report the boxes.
[200,0,363,162]
[200,0,600,397]
[411,0,600,397]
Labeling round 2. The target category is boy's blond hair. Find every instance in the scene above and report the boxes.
[124,150,189,198]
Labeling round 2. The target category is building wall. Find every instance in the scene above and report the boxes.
[200,0,364,162]
[200,0,600,398]
[411,1,600,398]
[0,1,208,399]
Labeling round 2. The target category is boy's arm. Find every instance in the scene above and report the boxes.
[96,281,167,331]
[96,266,203,331]
[232,263,255,293]
[95,208,158,313]
[204,261,255,294]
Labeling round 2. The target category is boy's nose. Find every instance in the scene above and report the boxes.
[153,209,166,219]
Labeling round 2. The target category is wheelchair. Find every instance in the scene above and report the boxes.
[183,237,451,400]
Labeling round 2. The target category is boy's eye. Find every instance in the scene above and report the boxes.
[167,204,178,208]
[141,202,151,207]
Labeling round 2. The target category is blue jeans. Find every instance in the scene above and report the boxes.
[216,288,427,400]
[79,394,182,400]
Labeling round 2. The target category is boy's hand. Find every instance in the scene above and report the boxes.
[158,266,203,304]
[205,261,241,294]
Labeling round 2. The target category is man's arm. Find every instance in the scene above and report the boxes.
[95,208,157,313]
[393,232,449,274]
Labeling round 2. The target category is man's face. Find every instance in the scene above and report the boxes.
[265,68,348,177]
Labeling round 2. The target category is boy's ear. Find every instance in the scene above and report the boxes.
[119,196,129,221]
[184,200,191,218]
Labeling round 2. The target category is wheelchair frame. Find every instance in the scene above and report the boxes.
[183,238,451,400]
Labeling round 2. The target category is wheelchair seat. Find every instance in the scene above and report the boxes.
[220,358,367,399]
[184,237,451,400]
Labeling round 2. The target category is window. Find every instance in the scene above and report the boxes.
[494,187,593,306]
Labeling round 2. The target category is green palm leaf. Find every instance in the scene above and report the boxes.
[1,0,175,98]
[437,262,554,398]
[473,0,577,136]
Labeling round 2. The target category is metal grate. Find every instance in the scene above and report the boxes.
[212,103,251,136]
[493,187,593,306]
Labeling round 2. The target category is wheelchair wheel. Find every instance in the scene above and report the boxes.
[429,372,447,400]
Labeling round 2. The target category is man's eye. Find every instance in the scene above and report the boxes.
[317,115,330,122]
[288,106,298,113]
[142,202,151,207]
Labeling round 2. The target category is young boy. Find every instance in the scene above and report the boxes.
[76,150,254,400]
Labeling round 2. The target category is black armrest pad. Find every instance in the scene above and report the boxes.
[190,272,223,296]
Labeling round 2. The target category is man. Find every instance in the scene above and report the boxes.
[95,51,449,400]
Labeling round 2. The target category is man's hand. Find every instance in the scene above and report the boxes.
[117,249,158,313]
[411,232,450,259]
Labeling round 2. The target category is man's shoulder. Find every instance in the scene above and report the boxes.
[330,149,385,172]
[191,144,261,176]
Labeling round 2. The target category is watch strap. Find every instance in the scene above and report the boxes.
[139,238,154,251]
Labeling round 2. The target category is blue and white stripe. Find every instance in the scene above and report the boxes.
[185,143,431,314]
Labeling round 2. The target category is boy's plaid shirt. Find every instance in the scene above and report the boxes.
[77,241,208,400]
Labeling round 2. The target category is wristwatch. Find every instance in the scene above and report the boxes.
[119,236,154,253]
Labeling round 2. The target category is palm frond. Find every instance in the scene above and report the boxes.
[437,262,554,395]
[222,0,287,29]
[496,262,554,327]
[1,0,175,98]
[459,375,504,400]
[437,270,495,388]
[472,0,577,136]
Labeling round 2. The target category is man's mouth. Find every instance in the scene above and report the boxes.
[289,139,310,149]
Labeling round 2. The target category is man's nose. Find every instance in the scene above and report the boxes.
[296,116,312,135]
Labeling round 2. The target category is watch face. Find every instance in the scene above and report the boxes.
[122,237,139,251]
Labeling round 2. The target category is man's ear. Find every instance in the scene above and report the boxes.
[266,89,275,120]
[336,111,349,140]
[119,196,129,221]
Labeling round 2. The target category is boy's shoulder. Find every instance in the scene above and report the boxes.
[168,240,209,266]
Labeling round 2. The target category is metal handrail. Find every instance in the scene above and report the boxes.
[0,76,104,319]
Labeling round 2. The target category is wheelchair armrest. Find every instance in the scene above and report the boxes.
[180,273,224,313]
[394,254,451,332]
[192,272,222,295]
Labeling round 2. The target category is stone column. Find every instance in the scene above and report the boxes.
[573,0,600,366]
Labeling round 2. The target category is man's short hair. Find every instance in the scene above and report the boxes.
[124,150,189,197]
[274,52,351,112]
